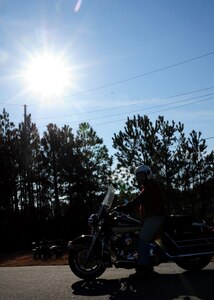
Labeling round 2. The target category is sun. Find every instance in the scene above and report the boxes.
[22,52,72,98]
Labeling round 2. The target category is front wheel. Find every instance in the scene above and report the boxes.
[175,255,212,271]
[68,248,106,280]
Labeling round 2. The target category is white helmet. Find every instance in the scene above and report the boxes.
[135,165,153,180]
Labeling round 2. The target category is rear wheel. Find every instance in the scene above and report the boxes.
[69,247,106,280]
[175,255,212,271]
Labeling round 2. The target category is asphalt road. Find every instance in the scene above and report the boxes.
[0,263,214,300]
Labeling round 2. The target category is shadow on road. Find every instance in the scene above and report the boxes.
[71,270,214,299]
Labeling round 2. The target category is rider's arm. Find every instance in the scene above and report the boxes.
[127,191,145,208]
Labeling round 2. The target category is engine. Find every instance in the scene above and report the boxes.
[111,231,139,260]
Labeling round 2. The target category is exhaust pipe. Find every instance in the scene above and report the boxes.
[165,250,214,259]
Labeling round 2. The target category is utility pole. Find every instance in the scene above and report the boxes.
[23,104,28,213]
[23,104,27,169]
[24,104,27,134]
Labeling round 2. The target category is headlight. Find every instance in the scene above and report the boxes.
[88,214,98,227]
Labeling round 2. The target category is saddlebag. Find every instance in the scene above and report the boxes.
[163,215,214,256]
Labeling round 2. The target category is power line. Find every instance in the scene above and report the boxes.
[27,50,214,106]
[35,95,213,129]
[0,50,214,107]
[91,97,214,127]
[149,97,213,115]
[32,86,214,121]
[0,102,23,107]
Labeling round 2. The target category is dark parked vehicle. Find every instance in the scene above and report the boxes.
[32,239,63,260]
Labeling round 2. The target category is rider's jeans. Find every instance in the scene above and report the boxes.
[138,216,165,266]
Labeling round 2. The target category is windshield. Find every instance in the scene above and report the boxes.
[102,185,115,208]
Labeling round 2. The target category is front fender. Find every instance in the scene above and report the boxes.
[68,235,97,250]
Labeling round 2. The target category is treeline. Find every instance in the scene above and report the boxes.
[0,110,214,250]
[113,115,214,220]
[0,108,112,249]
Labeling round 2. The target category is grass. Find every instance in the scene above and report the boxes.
[0,251,213,268]
[0,251,68,267]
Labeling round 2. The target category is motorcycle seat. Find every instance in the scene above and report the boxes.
[165,215,193,231]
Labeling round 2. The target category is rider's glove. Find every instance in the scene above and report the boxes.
[118,203,131,213]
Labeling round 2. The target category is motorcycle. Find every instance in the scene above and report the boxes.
[32,239,63,260]
[68,186,214,280]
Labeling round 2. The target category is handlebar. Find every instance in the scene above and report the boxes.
[109,205,130,215]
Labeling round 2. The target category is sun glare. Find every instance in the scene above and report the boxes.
[23,52,72,98]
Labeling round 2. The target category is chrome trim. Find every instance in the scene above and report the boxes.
[125,215,142,225]
[164,233,214,248]
[111,226,141,233]
[165,250,214,259]
[162,232,214,259]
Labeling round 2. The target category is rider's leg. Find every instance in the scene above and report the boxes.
[138,216,165,267]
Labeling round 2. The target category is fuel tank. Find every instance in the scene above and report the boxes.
[110,214,142,233]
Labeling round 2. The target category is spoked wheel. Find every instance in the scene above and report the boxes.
[69,247,106,280]
[175,255,212,271]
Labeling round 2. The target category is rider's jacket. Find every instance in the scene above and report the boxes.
[129,179,166,219]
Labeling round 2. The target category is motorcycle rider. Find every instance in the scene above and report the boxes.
[121,165,166,278]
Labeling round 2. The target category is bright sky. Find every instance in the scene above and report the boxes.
[0,0,214,156]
